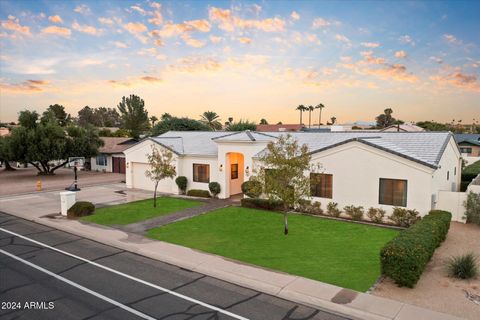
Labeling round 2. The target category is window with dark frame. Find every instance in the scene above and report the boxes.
[379,178,407,207]
[231,163,238,179]
[447,171,449,181]
[310,173,333,198]
[193,164,210,183]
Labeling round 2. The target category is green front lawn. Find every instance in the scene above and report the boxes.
[82,197,202,225]
[147,207,399,292]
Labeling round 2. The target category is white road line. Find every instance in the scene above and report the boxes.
[0,227,249,320]
[0,249,156,320]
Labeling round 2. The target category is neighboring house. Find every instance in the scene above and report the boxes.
[0,127,10,136]
[256,124,304,132]
[91,137,137,173]
[379,124,425,132]
[124,131,461,217]
[454,134,480,156]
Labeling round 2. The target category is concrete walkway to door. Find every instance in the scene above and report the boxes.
[116,195,242,234]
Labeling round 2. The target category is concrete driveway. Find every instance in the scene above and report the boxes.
[0,167,125,196]
[0,184,152,217]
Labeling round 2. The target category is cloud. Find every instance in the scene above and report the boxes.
[72,58,104,67]
[209,35,223,43]
[0,79,50,93]
[335,34,351,46]
[48,15,63,24]
[74,4,91,15]
[1,16,31,36]
[443,33,462,45]
[360,42,380,48]
[108,75,162,87]
[431,71,479,92]
[290,11,300,21]
[98,17,114,26]
[130,5,146,15]
[238,37,252,44]
[312,17,340,29]
[72,21,101,36]
[181,34,206,48]
[399,35,415,46]
[137,47,157,56]
[209,7,285,32]
[150,2,161,9]
[429,56,443,64]
[112,41,128,48]
[168,56,222,73]
[395,50,407,58]
[124,22,148,43]
[148,11,163,26]
[42,25,71,38]
[154,20,211,38]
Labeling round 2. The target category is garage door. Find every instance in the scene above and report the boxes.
[131,162,174,193]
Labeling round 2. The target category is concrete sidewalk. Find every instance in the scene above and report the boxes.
[0,191,463,320]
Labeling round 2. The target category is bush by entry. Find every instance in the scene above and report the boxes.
[380,210,452,288]
[81,197,201,225]
[147,206,399,292]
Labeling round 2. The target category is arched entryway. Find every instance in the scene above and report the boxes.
[226,152,244,197]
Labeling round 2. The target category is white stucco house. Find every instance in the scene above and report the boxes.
[124,130,461,217]
[90,137,137,173]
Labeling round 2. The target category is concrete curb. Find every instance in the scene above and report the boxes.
[3,210,463,320]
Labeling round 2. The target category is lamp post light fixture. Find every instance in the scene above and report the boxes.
[245,166,250,176]
[219,164,223,171]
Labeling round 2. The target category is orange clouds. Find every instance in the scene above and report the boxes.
[124,22,148,34]
[1,16,31,36]
[431,71,479,92]
[0,79,50,93]
[395,50,407,58]
[72,21,101,35]
[208,7,285,32]
[48,15,63,24]
[108,75,162,87]
[42,25,71,37]
[361,42,380,48]
[155,20,211,37]
[238,37,252,44]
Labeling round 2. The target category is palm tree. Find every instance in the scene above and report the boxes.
[259,118,268,125]
[330,116,337,124]
[296,105,306,125]
[307,105,314,128]
[200,111,222,130]
[149,115,158,127]
[315,103,325,127]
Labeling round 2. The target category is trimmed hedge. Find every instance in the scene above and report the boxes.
[241,198,285,211]
[175,176,188,194]
[380,210,452,287]
[241,180,262,198]
[208,182,221,198]
[67,201,95,219]
[186,189,211,198]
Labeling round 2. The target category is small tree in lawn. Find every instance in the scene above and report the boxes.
[145,145,176,208]
[250,134,321,235]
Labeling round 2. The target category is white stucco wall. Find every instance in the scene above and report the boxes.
[431,136,462,194]
[308,141,435,216]
[90,154,113,172]
[177,155,219,192]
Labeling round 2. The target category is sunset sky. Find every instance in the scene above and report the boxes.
[0,0,479,125]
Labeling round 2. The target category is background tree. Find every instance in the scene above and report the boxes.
[307,105,314,128]
[259,118,268,125]
[0,136,15,171]
[149,115,158,128]
[375,108,397,128]
[200,111,222,130]
[145,145,176,208]
[250,134,321,235]
[117,94,149,139]
[296,105,306,125]
[330,116,337,125]
[42,104,71,126]
[225,119,257,131]
[8,113,103,175]
[152,116,211,135]
[18,110,39,129]
[316,103,325,126]
[77,106,96,127]
[415,121,450,131]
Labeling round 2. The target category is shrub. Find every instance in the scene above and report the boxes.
[380,210,452,287]
[463,191,480,225]
[295,200,323,215]
[344,205,364,221]
[241,180,262,198]
[208,182,221,198]
[186,189,211,198]
[447,253,478,280]
[326,202,341,217]
[367,207,386,223]
[175,176,188,194]
[310,201,323,215]
[388,207,421,227]
[67,201,95,219]
[241,198,285,211]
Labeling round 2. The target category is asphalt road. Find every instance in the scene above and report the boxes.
[0,212,349,320]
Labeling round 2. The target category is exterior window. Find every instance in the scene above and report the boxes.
[460,147,472,154]
[454,167,456,175]
[96,155,107,166]
[310,173,333,198]
[379,178,407,207]
[193,164,210,183]
[231,164,238,179]
[447,171,450,181]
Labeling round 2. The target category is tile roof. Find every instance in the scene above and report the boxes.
[150,131,453,168]
[99,137,137,154]
[454,134,480,146]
